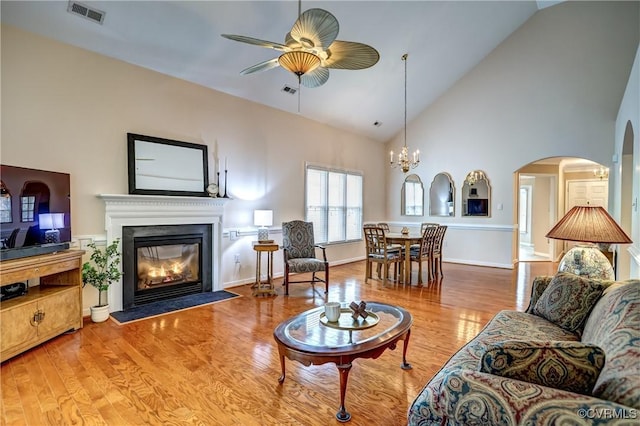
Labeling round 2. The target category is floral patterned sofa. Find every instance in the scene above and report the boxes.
[407,272,640,425]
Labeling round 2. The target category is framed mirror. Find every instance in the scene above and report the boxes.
[127,133,209,197]
[429,172,455,217]
[401,174,424,216]
[462,170,490,217]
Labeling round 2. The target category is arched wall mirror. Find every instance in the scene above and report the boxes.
[429,173,455,217]
[462,170,491,217]
[401,174,424,216]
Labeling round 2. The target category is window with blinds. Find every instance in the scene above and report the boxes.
[306,165,363,244]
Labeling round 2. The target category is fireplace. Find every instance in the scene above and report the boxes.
[99,194,227,313]
[122,224,212,309]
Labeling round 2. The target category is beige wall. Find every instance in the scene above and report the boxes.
[531,176,551,256]
[1,25,387,310]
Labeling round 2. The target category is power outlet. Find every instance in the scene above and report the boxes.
[234,254,240,263]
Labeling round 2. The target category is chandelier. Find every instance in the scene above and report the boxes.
[390,53,420,173]
[465,170,486,185]
[593,166,608,180]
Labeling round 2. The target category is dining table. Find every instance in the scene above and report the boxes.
[385,232,422,285]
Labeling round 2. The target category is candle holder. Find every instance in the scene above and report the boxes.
[222,169,230,198]
[217,172,222,197]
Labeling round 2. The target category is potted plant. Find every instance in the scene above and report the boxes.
[82,238,121,323]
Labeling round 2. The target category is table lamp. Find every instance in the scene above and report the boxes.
[39,213,65,244]
[545,206,632,280]
[254,210,273,243]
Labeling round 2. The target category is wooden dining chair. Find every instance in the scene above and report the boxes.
[420,222,439,233]
[377,222,390,231]
[409,225,439,285]
[431,225,448,278]
[363,225,403,286]
[372,223,402,276]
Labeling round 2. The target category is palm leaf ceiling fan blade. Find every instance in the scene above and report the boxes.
[290,8,339,49]
[221,34,288,51]
[300,67,330,88]
[324,41,380,70]
[221,2,379,86]
[240,58,281,75]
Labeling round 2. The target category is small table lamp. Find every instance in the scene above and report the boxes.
[254,210,273,243]
[545,206,632,280]
[39,213,65,244]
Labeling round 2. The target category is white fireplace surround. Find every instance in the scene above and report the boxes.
[99,194,228,312]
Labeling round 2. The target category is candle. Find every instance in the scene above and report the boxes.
[390,151,393,163]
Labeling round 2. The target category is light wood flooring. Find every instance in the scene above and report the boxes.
[1,260,558,426]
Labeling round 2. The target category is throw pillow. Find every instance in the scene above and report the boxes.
[533,272,605,333]
[525,276,553,314]
[480,340,605,395]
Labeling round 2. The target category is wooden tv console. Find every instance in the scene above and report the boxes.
[0,250,84,363]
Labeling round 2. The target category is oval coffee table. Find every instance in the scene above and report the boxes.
[273,301,412,422]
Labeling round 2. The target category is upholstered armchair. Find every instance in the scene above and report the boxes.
[281,220,329,296]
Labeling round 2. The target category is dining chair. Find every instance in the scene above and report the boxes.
[431,225,448,278]
[420,222,439,233]
[363,225,403,286]
[409,225,439,284]
[281,220,329,296]
[377,222,390,231]
[371,223,403,277]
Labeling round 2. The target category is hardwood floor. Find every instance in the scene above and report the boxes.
[1,260,558,426]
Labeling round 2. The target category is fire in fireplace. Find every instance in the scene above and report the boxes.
[137,242,199,289]
[122,224,212,310]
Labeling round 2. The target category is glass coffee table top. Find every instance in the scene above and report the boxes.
[276,301,411,351]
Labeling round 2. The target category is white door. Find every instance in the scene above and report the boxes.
[566,180,608,209]
[565,180,609,251]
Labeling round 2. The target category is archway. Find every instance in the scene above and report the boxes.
[513,157,609,264]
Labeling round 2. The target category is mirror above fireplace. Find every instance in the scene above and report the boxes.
[127,133,209,197]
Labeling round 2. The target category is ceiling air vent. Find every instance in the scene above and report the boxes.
[67,1,105,24]
[281,85,297,95]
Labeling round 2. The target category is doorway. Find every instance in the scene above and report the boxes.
[515,157,608,264]
[518,175,554,261]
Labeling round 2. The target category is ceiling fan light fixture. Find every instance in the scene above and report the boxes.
[278,51,321,77]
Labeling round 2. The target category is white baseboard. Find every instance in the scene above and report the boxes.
[444,258,513,269]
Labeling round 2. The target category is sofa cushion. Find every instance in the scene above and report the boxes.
[533,272,605,333]
[480,340,605,395]
[581,280,640,409]
[525,275,553,314]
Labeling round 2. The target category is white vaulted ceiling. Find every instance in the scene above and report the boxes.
[1,1,546,142]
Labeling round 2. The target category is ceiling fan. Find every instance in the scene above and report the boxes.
[221,2,380,88]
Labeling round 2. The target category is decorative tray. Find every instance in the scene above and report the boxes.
[319,308,379,331]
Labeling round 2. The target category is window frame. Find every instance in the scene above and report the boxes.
[305,162,363,245]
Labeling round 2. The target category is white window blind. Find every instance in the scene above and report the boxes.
[306,165,363,244]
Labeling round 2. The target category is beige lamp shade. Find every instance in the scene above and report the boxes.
[39,213,65,230]
[545,206,631,280]
[545,206,632,244]
[278,51,321,77]
[254,210,273,242]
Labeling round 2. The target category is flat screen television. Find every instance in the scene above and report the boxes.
[0,165,71,261]
[467,198,489,216]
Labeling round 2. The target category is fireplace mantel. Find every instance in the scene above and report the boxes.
[99,194,228,312]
